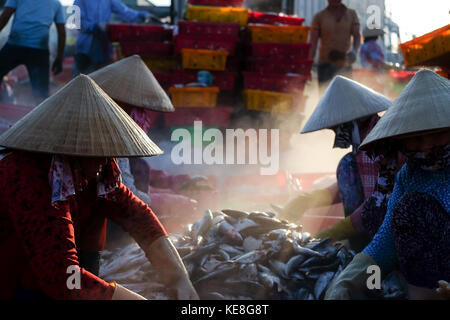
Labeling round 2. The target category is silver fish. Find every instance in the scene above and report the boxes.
[218,220,243,244]
[314,271,335,299]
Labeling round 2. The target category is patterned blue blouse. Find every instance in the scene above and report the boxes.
[363,164,450,272]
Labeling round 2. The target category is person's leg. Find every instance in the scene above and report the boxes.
[392,192,450,289]
[73,53,106,76]
[317,63,336,84]
[24,47,50,100]
[0,44,23,89]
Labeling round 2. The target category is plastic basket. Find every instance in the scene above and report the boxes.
[188,0,245,7]
[181,48,229,71]
[247,25,311,43]
[399,24,450,67]
[174,35,239,55]
[120,41,173,57]
[108,24,173,42]
[186,6,250,27]
[153,71,174,90]
[246,57,313,76]
[164,106,233,127]
[243,89,296,113]
[178,21,241,38]
[143,56,179,71]
[169,86,220,108]
[243,72,307,93]
[249,42,311,59]
[172,70,237,91]
[248,12,305,26]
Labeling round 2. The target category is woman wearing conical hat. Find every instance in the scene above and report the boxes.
[0,75,199,300]
[89,55,205,245]
[89,54,175,207]
[280,75,402,249]
[326,69,450,300]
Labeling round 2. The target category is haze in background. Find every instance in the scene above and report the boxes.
[386,0,449,41]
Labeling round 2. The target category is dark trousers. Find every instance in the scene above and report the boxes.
[318,63,353,84]
[73,53,109,77]
[0,44,50,99]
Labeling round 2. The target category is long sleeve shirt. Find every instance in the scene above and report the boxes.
[0,151,167,300]
[363,164,450,273]
[74,0,143,56]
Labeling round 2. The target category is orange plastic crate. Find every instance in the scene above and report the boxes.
[399,24,450,67]
[186,6,249,26]
[247,24,311,43]
[181,48,229,71]
[243,89,297,113]
[143,56,178,71]
[169,86,220,108]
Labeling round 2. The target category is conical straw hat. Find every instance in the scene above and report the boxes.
[301,76,392,133]
[0,75,163,158]
[360,69,450,150]
[89,55,174,112]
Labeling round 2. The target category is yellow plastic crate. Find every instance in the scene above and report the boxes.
[181,48,229,71]
[243,89,296,113]
[143,56,178,71]
[186,6,249,26]
[399,24,450,67]
[169,86,220,108]
[248,25,311,43]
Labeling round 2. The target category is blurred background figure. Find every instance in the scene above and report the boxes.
[0,0,66,103]
[73,0,150,75]
[309,0,361,86]
[360,28,385,71]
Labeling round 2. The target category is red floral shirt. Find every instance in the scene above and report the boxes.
[0,152,167,300]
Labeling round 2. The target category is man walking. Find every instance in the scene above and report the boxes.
[309,0,361,85]
[0,0,66,102]
[73,0,150,75]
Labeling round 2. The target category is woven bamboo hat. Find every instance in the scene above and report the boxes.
[360,69,450,150]
[89,55,174,112]
[301,76,392,133]
[0,75,163,157]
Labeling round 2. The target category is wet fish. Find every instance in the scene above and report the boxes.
[191,210,213,242]
[222,209,249,219]
[314,271,335,299]
[218,220,243,244]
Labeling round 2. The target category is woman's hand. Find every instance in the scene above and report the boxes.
[170,279,200,300]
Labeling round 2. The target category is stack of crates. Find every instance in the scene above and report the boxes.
[399,24,449,68]
[243,13,312,114]
[165,0,249,132]
[108,24,176,76]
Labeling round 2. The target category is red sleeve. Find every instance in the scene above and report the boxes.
[7,169,115,300]
[102,184,168,250]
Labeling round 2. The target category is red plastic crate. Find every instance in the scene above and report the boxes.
[164,107,233,127]
[174,35,239,55]
[246,57,313,76]
[172,70,237,91]
[109,24,173,42]
[249,42,311,59]
[120,41,173,57]
[243,72,307,93]
[248,12,305,26]
[153,71,174,90]
[188,0,245,7]
[177,21,241,38]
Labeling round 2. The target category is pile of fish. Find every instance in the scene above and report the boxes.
[100,209,406,300]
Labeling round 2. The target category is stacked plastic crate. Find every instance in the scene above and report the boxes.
[243,12,312,114]
[108,24,176,90]
[164,0,249,131]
